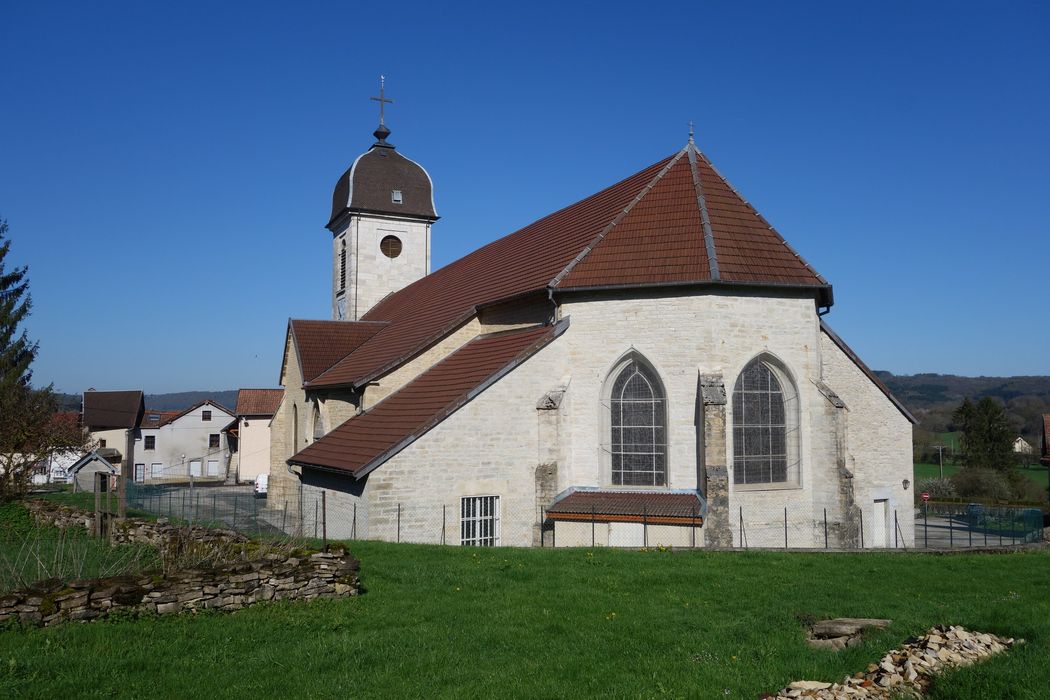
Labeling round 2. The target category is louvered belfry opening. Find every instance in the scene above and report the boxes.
[610,360,667,486]
[732,361,788,485]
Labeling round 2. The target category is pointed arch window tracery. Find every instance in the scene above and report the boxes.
[731,357,799,486]
[609,358,667,487]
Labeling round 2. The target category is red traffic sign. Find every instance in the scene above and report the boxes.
[921,492,930,502]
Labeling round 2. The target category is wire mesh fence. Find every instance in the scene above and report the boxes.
[125,482,1046,550]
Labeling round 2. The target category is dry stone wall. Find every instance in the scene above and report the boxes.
[3,501,361,628]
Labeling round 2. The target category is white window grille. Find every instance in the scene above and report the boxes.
[610,360,667,486]
[461,495,500,546]
[732,359,796,485]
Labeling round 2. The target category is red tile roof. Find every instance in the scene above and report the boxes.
[546,490,704,526]
[235,388,284,416]
[82,390,144,429]
[289,320,387,384]
[140,411,179,429]
[308,142,830,390]
[290,323,564,476]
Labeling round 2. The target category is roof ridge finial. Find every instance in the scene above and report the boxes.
[371,75,394,146]
[688,120,695,145]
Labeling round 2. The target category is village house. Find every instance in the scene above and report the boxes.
[268,105,916,548]
[136,400,234,483]
[225,389,283,484]
[81,390,144,477]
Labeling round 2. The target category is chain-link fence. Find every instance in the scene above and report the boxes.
[125,482,1045,550]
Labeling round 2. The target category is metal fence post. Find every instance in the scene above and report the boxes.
[442,504,446,545]
[212,493,217,523]
[859,509,865,549]
[397,502,401,543]
[692,506,697,549]
[591,506,595,548]
[540,507,544,548]
[823,507,828,549]
[968,508,973,548]
[314,498,319,539]
[739,506,745,549]
[949,508,954,549]
[643,505,648,548]
[352,503,357,539]
[282,501,288,534]
[783,507,788,549]
[894,510,898,548]
[232,494,238,530]
[924,502,928,548]
[322,491,327,551]
[983,510,988,546]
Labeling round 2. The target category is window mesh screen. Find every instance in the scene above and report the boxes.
[611,361,667,486]
[732,361,789,484]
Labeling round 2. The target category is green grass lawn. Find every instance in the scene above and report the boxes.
[914,462,1049,491]
[1,540,1049,699]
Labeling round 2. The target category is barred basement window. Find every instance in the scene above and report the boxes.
[610,358,667,486]
[731,357,798,486]
[461,495,500,546]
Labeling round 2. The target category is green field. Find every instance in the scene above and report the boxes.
[2,538,1049,698]
[914,463,1050,491]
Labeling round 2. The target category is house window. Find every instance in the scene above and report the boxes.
[202,410,212,422]
[312,403,324,441]
[150,463,163,479]
[99,439,107,448]
[391,189,402,204]
[461,495,500,546]
[609,357,667,486]
[144,436,156,450]
[209,434,220,449]
[731,356,799,486]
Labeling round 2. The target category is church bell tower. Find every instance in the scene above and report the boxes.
[326,77,438,321]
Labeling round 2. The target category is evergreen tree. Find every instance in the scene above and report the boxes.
[0,219,36,391]
[953,396,1013,471]
[0,220,86,499]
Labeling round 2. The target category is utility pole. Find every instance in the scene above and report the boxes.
[934,445,947,479]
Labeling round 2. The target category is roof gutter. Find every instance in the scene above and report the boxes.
[551,278,833,308]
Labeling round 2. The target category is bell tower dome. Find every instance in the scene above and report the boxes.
[326,78,438,321]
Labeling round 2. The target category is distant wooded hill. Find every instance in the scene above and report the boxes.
[876,372,1050,444]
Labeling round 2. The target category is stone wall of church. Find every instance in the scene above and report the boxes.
[556,289,858,548]
[332,214,431,321]
[362,317,483,409]
[269,335,302,516]
[820,331,915,547]
[316,336,568,547]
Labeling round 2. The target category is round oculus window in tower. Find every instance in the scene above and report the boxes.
[380,235,403,259]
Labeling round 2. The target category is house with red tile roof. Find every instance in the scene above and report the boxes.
[269,106,915,549]
[136,400,234,483]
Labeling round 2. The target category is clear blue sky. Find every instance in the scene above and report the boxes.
[2,1,1047,394]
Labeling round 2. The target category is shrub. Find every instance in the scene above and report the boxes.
[916,477,957,500]
[950,468,1012,500]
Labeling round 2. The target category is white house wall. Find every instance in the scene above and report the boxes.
[236,417,273,483]
[138,404,234,482]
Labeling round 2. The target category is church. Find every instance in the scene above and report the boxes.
[269,92,915,548]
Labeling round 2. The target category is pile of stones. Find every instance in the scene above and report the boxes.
[768,625,1021,699]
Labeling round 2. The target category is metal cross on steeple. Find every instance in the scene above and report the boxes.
[688,120,695,143]
[370,75,394,127]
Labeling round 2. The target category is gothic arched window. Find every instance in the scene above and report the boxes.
[732,357,798,486]
[312,402,324,441]
[609,357,667,486]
